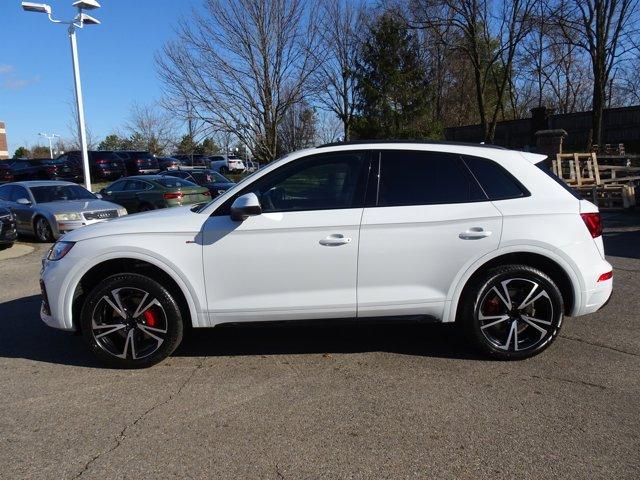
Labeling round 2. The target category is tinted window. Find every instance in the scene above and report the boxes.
[156,177,198,188]
[378,151,485,207]
[0,185,14,201]
[124,180,152,191]
[463,156,527,200]
[107,180,127,192]
[535,159,582,199]
[10,186,30,202]
[246,152,367,213]
[30,185,95,203]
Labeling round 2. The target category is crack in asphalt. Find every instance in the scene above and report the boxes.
[275,463,286,480]
[71,358,205,479]
[560,334,640,358]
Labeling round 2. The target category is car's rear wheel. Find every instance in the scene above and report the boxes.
[461,265,563,360]
[34,217,54,242]
[139,203,155,212]
[80,273,184,368]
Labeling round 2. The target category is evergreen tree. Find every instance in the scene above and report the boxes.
[352,12,442,140]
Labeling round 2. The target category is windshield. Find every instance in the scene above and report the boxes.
[156,177,198,188]
[30,185,96,203]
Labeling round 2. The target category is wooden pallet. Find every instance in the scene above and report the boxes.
[553,153,601,187]
[578,184,636,210]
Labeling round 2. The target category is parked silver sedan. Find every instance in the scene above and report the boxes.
[0,181,127,242]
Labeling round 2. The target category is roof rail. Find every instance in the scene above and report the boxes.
[316,139,507,150]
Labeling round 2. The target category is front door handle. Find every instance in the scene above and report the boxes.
[459,227,492,240]
[319,234,352,246]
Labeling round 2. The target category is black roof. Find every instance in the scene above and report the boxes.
[316,140,506,150]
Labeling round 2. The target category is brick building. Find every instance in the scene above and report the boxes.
[0,122,8,160]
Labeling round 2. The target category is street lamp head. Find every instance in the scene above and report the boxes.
[77,13,100,25]
[72,0,101,10]
[21,2,52,14]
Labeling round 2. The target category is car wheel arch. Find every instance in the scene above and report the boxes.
[68,254,200,332]
[445,246,583,323]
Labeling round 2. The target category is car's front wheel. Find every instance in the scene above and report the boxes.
[80,273,184,368]
[34,217,54,242]
[461,265,563,360]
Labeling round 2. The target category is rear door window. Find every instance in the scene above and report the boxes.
[378,150,486,206]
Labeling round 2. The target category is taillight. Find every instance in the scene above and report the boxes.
[163,192,184,200]
[580,212,602,238]
[45,166,57,173]
[95,159,108,164]
[597,271,613,282]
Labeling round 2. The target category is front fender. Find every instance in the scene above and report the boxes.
[58,247,205,330]
[442,243,583,323]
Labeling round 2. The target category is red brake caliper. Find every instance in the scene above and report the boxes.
[143,308,158,327]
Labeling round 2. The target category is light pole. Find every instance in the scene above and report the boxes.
[22,1,101,191]
[38,132,60,159]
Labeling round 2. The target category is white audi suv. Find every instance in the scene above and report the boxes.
[40,142,613,368]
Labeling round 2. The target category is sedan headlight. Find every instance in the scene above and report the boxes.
[117,207,128,216]
[47,241,75,261]
[54,212,82,221]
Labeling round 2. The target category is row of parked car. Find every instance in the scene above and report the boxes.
[0,151,255,184]
[0,166,238,245]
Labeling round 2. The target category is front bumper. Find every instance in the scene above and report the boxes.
[40,256,74,330]
[53,218,107,238]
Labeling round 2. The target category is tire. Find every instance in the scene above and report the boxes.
[80,273,184,368]
[34,216,54,242]
[460,264,563,360]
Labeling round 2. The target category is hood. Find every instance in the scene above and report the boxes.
[62,205,207,242]
[35,199,123,213]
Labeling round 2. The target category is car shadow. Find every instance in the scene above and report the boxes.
[602,211,640,260]
[0,295,482,368]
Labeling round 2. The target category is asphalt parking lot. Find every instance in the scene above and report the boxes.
[1,212,639,480]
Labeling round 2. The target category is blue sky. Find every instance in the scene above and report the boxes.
[0,0,197,155]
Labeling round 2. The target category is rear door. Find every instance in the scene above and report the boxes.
[357,150,503,319]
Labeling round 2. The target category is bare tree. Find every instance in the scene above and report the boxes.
[409,0,538,143]
[157,0,320,163]
[313,0,364,140]
[126,102,177,155]
[556,0,639,146]
[278,101,317,153]
[66,94,97,150]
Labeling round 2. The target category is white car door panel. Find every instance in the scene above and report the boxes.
[358,203,502,317]
[202,209,362,323]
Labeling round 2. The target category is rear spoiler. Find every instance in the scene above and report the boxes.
[520,152,547,164]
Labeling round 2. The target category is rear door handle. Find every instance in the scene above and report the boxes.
[319,234,352,246]
[459,227,492,240]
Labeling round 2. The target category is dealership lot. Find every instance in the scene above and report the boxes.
[0,213,638,479]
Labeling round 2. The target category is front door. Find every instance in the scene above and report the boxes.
[357,150,503,319]
[201,151,370,324]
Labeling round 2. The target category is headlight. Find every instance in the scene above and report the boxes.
[47,241,75,261]
[117,207,128,216]
[54,212,82,221]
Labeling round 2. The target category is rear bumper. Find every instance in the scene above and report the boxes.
[581,278,613,315]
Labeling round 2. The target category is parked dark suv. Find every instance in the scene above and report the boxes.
[57,151,128,181]
[115,151,160,175]
[29,158,80,181]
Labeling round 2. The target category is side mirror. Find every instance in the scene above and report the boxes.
[230,192,261,221]
[16,198,31,206]
[95,193,103,199]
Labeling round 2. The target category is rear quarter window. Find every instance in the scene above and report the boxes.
[462,155,529,200]
[535,159,582,199]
